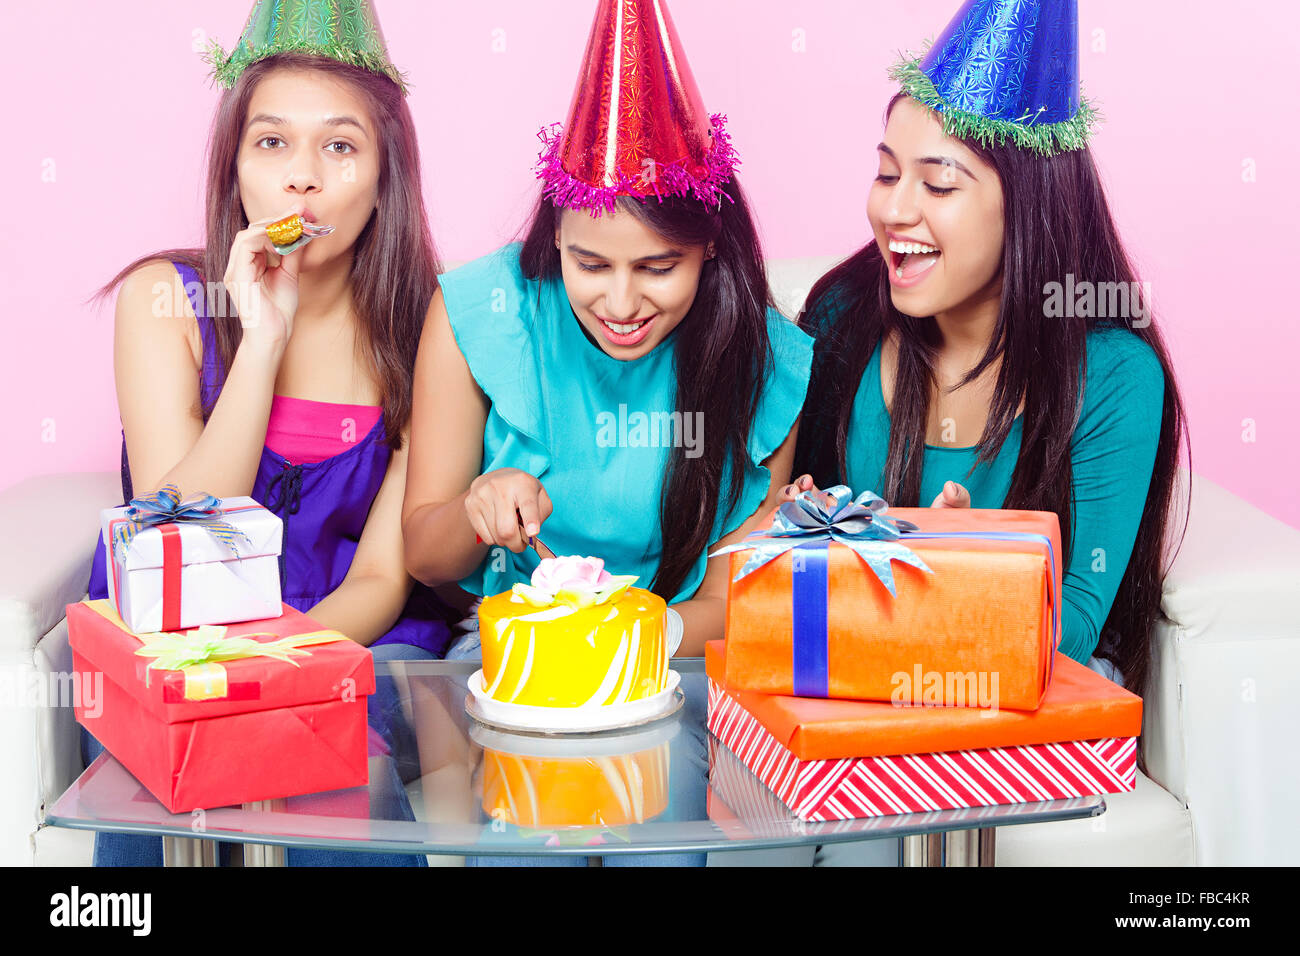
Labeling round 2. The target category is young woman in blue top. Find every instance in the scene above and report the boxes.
[790,3,1189,703]
[402,3,812,659]
[401,0,811,868]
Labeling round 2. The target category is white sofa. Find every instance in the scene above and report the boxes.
[6,257,1297,866]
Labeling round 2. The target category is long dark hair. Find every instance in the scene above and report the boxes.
[794,93,1189,701]
[97,52,440,451]
[518,177,774,601]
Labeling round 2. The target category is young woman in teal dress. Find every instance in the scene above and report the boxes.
[401,0,812,866]
[790,0,1188,703]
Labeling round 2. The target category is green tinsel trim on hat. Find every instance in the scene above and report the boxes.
[888,55,1099,157]
[202,38,410,94]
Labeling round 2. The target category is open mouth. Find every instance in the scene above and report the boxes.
[887,238,942,283]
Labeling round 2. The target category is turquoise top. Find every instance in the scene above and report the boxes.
[440,243,813,604]
[834,321,1164,665]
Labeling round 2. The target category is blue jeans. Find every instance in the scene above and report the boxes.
[83,642,436,867]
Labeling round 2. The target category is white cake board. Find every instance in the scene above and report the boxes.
[468,714,681,757]
[464,670,683,736]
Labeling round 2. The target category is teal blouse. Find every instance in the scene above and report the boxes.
[831,318,1164,665]
[440,243,813,604]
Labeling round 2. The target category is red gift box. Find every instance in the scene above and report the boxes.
[68,599,376,813]
[706,641,1139,821]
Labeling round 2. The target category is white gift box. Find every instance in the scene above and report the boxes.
[100,496,283,633]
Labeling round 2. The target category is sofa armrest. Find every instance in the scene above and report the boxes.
[1159,470,1300,640]
[0,472,120,654]
[1142,469,1300,865]
[0,471,118,865]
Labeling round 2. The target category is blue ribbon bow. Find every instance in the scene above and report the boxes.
[111,484,250,562]
[711,486,936,698]
[710,486,933,595]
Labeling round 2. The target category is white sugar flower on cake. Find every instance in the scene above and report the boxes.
[511,556,638,609]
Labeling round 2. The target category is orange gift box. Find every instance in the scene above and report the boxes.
[706,641,1139,760]
[705,641,1140,819]
[721,504,1062,711]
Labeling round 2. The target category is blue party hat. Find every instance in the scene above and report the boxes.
[889,0,1098,155]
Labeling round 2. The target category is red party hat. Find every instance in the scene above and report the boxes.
[536,0,739,216]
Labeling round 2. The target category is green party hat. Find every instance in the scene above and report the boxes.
[203,0,408,94]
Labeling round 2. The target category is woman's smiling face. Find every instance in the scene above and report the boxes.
[868,96,1005,319]
[555,205,710,360]
[236,68,381,269]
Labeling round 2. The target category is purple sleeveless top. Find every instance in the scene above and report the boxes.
[87,261,453,656]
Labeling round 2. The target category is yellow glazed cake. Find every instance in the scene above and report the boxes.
[478,556,668,708]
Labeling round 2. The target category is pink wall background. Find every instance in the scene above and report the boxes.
[3,0,1297,528]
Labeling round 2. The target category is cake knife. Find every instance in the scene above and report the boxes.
[518,513,557,560]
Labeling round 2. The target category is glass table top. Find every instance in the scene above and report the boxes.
[46,659,1105,857]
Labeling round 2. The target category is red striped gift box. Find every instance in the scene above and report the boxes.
[703,638,1140,822]
[707,678,1136,820]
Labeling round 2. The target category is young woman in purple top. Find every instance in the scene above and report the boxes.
[81,1,450,865]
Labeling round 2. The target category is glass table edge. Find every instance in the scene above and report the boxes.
[44,656,1110,856]
[42,795,1105,857]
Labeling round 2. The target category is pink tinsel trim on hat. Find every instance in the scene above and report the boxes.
[534,112,741,216]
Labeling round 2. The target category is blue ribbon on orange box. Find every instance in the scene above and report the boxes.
[710,487,931,696]
[710,487,1059,698]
